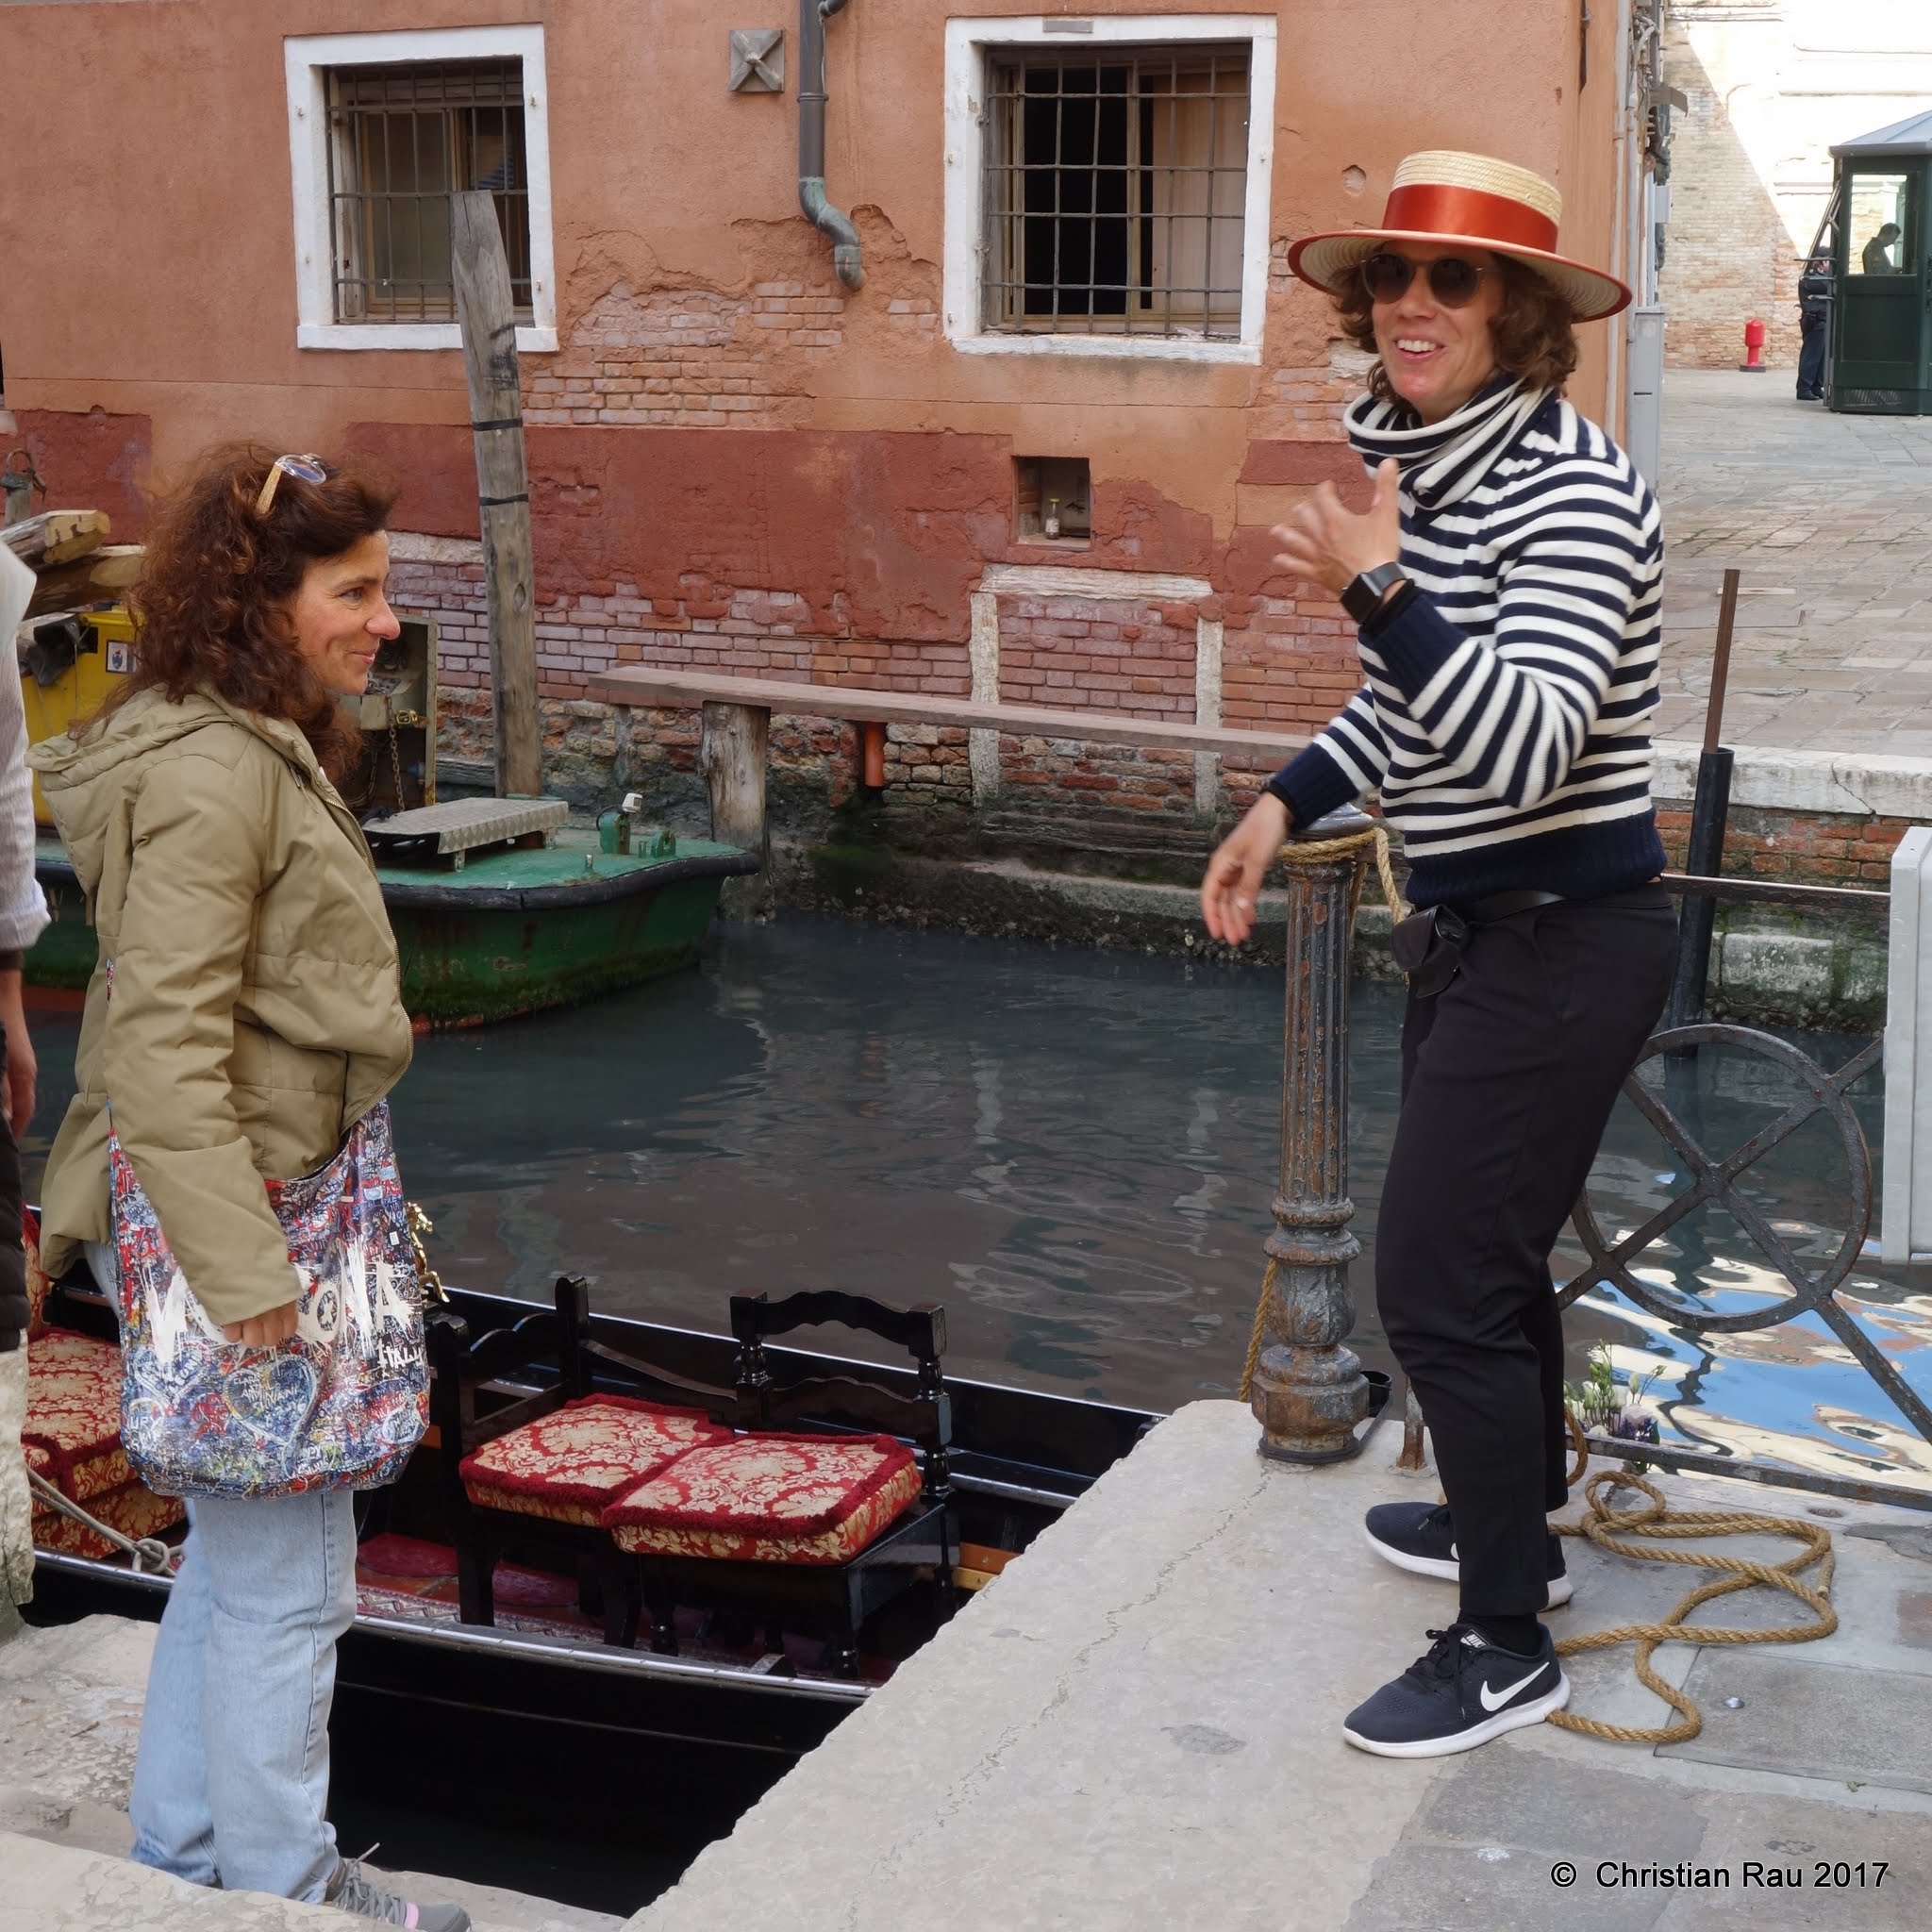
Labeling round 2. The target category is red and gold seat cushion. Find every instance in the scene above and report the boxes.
[23,1206,52,1341]
[602,1432,923,1565]
[24,1326,132,1503]
[458,1395,731,1525]
[32,1479,185,1561]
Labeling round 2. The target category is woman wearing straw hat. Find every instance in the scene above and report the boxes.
[1202,152,1675,1757]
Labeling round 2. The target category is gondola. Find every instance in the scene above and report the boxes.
[22,1266,1161,1915]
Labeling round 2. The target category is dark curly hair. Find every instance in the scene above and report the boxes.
[1334,253,1579,403]
[106,443,398,777]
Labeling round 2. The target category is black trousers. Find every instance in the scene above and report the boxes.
[1374,887,1675,1618]
[1797,321,1827,399]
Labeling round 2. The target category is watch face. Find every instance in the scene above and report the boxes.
[1343,567,1398,624]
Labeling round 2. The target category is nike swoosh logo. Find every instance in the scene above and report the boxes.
[1479,1665,1548,1712]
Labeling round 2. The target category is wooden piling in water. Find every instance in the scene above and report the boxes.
[450,190,542,801]
[699,701,774,919]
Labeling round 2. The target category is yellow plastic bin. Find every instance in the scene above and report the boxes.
[21,608,137,825]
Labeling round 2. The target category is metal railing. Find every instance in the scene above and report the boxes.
[1249,846,1932,1513]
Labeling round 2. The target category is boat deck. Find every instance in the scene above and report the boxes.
[372,827,753,902]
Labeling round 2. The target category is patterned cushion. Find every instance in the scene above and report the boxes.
[32,1477,185,1560]
[25,1328,132,1503]
[458,1395,731,1526]
[602,1432,923,1565]
[24,1207,51,1341]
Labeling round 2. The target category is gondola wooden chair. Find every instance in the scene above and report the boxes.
[427,1274,736,1638]
[600,1289,956,1678]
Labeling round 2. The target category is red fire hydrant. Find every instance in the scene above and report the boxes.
[1740,317,1768,372]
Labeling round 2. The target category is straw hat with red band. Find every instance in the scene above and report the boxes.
[1288,151,1632,324]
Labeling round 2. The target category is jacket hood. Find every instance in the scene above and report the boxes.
[28,690,322,897]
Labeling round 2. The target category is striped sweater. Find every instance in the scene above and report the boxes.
[1268,378,1666,909]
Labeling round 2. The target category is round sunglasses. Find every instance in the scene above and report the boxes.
[254,452,329,518]
[1359,252,1495,308]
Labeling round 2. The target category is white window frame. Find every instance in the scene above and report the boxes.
[942,14,1275,364]
[284,25,558,353]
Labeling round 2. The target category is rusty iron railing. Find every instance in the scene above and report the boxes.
[1247,807,1382,1463]
[1558,1017,1932,1513]
[1251,855,1929,1509]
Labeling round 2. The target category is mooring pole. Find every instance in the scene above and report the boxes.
[1250,805,1374,1464]
[699,700,774,920]
[450,190,543,800]
[1665,567,1740,1051]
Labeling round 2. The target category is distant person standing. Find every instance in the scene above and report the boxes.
[1796,250,1831,402]
[1862,222,1901,274]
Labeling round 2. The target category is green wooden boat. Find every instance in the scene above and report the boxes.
[28,824,757,1028]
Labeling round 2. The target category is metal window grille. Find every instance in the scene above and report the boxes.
[982,45,1250,339]
[326,60,532,325]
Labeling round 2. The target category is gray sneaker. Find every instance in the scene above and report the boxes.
[324,1857,473,1932]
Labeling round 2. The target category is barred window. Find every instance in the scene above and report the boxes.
[982,45,1249,339]
[326,60,531,325]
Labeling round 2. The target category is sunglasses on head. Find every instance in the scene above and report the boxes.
[254,453,328,518]
[1359,252,1495,308]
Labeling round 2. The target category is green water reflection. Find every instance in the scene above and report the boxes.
[23,913,1928,1494]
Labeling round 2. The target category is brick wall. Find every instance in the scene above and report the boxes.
[1657,801,1912,889]
[525,275,941,430]
[1657,21,1803,371]
[408,538,1920,894]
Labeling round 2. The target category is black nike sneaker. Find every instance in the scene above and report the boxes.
[1362,1501,1574,1608]
[1342,1623,1570,1757]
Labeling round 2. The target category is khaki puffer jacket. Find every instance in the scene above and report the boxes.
[28,690,412,1327]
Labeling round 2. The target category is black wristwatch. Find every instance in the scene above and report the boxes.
[1341,562,1407,625]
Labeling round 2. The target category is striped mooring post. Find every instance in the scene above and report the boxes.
[1249,806,1375,1464]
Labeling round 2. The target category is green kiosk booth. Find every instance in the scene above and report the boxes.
[1822,110,1932,414]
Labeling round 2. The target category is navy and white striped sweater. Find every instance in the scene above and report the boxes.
[1268,378,1666,909]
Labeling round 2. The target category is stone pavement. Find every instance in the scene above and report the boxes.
[0,1617,623,1932]
[5,1407,1931,1929]
[1656,370,1932,758]
[638,1403,1929,1932]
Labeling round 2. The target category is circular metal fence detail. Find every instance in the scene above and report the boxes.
[1568,1022,1875,1336]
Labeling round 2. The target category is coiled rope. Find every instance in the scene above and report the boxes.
[1547,1416,1837,1745]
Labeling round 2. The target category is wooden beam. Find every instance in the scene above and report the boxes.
[25,545,143,618]
[449,190,542,800]
[586,664,1310,765]
[2,509,109,571]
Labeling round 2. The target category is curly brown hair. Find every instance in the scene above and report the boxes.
[107,443,399,777]
[1333,253,1578,403]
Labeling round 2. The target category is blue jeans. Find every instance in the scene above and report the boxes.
[126,1485,358,1899]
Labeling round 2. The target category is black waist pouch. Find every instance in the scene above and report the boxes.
[1390,905,1469,999]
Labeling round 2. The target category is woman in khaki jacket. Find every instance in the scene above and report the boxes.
[31,447,466,1930]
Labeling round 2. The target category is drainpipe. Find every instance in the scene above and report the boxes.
[798,0,864,290]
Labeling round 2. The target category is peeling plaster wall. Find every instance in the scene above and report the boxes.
[1,0,1626,840]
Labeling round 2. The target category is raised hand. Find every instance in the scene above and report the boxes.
[1271,458,1403,597]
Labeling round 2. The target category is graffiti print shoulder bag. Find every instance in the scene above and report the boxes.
[108,1100,428,1498]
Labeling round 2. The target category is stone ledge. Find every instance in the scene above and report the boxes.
[1654,739,1932,822]
[0,1831,347,1931]
[632,1403,1932,1932]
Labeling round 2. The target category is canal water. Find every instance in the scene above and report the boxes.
[24,912,1931,1494]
